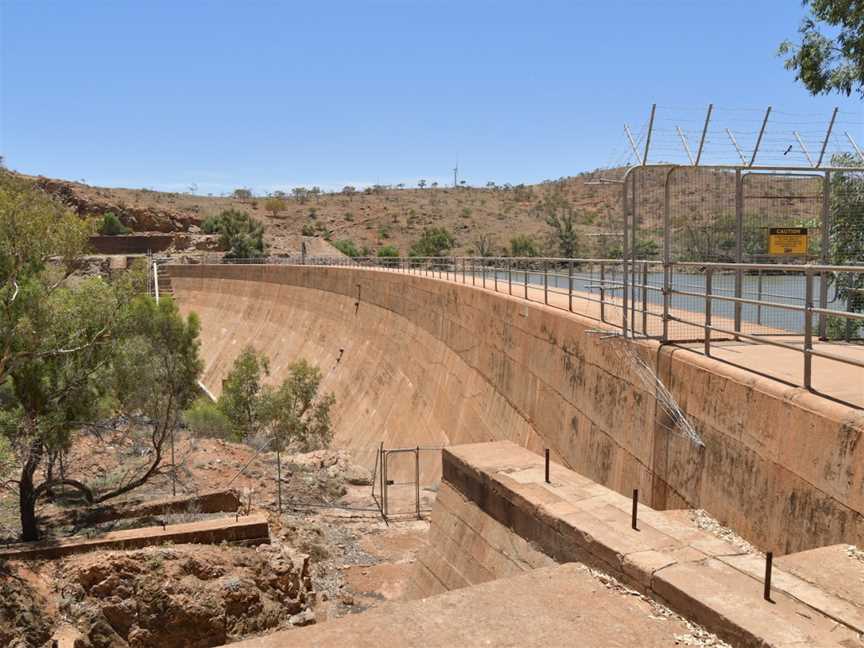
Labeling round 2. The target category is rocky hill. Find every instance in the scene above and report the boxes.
[24,172,623,258]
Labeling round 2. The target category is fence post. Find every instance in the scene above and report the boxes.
[662,167,672,343]
[641,261,648,335]
[819,171,831,340]
[568,260,574,312]
[482,260,486,288]
[804,268,814,390]
[704,267,713,357]
[524,263,528,299]
[600,262,606,323]
[757,269,763,326]
[543,260,548,305]
[734,169,744,338]
[508,259,512,295]
[415,446,421,520]
[494,261,498,292]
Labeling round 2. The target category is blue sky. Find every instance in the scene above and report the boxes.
[1,1,862,194]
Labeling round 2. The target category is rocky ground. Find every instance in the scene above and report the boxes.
[0,427,433,647]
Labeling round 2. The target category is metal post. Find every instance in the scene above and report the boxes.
[845,131,864,163]
[494,261,498,292]
[276,447,282,513]
[482,261,486,288]
[663,168,673,342]
[734,169,744,337]
[508,259,512,295]
[816,107,838,168]
[704,268,713,356]
[764,552,773,602]
[641,261,648,335]
[600,262,606,323]
[382,449,388,519]
[676,126,694,165]
[757,270,763,326]
[819,171,831,340]
[545,449,550,484]
[415,446,421,520]
[794,131,815,167]
[472,259,476,286]
[631,489,639,530]
[568,260,573,312]
[642,104,656,165]
[749,106,772,167]
[694,103,713,166]
[524,264,528,299]
[804,268,814,390]
[543,260,548,304]
[726,129,748,165]
[622,176,630,337]
[624,125,643,165]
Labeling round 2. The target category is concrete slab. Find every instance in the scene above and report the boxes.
[0,514,269,560]
[225,564,717,648]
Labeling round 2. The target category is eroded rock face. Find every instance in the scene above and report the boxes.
[60,544,314,648]
[0,570,53,648]
[34,177,197,233]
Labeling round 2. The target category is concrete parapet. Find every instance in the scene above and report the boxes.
[0,514,269,560]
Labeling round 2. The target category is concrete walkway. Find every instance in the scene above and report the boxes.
[227,563,715,647]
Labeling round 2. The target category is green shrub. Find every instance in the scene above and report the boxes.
[333,239,360,257]
[301,223,316,236]
[98,212,130,236]
[377,245,399,258]
[510,234,539,257]
[202,209,265,259]
[409,227,455,257]
[184,397,233,439]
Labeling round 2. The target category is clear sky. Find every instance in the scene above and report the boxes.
[1,1,862,194]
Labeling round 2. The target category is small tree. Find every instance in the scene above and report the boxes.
[232,188,253,201]
[264,196,286,218]
[204,209,266,259]
[473,234,495,257]
[218,346,269,439]
[112,297,203,498]
[98,212,131,235]
[510,234,539,257]
[410,227,455,257]
[418,179,426,190]
[293,187,309,204]
[545,207,579,257]
[377,245,400,267]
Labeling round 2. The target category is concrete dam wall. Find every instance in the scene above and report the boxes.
[170,264,864,554]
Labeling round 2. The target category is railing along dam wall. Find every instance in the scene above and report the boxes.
[170,264,864,554]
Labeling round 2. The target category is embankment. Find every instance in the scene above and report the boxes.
[170,264,864,553]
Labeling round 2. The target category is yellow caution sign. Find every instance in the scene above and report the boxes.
[768,227,808,256]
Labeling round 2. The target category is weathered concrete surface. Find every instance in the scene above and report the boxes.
[0,514,269,560]
[169,264,864,554]
[406,481,554,599]
[432,441,863,647]
[224,563,711,648]
[41,489,242,528]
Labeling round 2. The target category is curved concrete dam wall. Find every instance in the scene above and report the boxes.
[170,264,864,554]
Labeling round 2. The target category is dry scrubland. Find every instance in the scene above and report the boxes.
[28,172,622,257]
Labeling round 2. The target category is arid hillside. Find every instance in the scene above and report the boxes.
[26,172,623,257]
